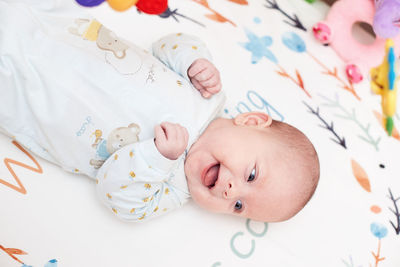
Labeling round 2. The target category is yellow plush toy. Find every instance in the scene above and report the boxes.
[370,39,398,136]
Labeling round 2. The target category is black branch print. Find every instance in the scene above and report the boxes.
[138,6,206,27]
[264,0,307,32]
[388,188,400,235]
[303,102,347,149]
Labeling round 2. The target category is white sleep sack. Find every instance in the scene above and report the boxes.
[0,1,226,221]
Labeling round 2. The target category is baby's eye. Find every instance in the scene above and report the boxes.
[234,200,243,211]
[247,168,256,182]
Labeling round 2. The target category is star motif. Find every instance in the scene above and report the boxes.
[239,28,277,64]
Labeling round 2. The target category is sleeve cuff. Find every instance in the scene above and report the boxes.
[138,138,180,174]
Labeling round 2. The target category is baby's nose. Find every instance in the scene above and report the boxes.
[223,181,238,199]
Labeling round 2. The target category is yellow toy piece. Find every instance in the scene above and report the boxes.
[107,0,138,11]
[370,39,398,136]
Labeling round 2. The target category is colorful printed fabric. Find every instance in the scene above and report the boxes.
[96,139,190,222]
[0,0,399,266]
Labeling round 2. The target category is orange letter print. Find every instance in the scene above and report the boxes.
[0,141,43,194]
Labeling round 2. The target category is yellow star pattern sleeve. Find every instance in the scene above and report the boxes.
[152,33,212,81]
[96,139,189,222]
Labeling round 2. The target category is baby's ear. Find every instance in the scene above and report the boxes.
[234,112,272,128]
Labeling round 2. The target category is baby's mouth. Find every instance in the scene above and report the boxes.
[203,164,220,189]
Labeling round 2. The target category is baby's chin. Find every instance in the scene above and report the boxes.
[184,160,204,196]
[186,184,216,211]
[184,148,210,186]
[184,163,218,211]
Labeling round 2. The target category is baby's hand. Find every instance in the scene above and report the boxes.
[154,122,188,160]
[188,58,222,99]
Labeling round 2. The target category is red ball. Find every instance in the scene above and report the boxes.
[136,0,168,14]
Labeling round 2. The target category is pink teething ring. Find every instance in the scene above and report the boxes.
[313,0,400,83]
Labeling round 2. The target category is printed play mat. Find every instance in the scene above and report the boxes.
[1,0,399,266]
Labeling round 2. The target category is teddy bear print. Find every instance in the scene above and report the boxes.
[96,26,144,75]
[90,123,141,169]
[69,19,143,75]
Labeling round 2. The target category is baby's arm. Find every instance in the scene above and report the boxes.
[152,33,221,98]
[96,123,188,222]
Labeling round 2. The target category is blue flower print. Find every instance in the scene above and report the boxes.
[282,32,306,53]
[370,222,388,239]
[239,28,277,64]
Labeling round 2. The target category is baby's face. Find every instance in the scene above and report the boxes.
[184,114,303,222]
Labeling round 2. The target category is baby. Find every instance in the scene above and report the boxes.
[0,1,319,222]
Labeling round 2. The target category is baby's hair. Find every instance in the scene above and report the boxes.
[268,120,320,219]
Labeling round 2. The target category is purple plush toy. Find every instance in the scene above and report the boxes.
[373,0,400,38]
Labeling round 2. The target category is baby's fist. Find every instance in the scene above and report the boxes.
[188,58,222,99]
[154,122,188,160]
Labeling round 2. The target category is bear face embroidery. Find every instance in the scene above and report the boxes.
[90,123,141,169]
